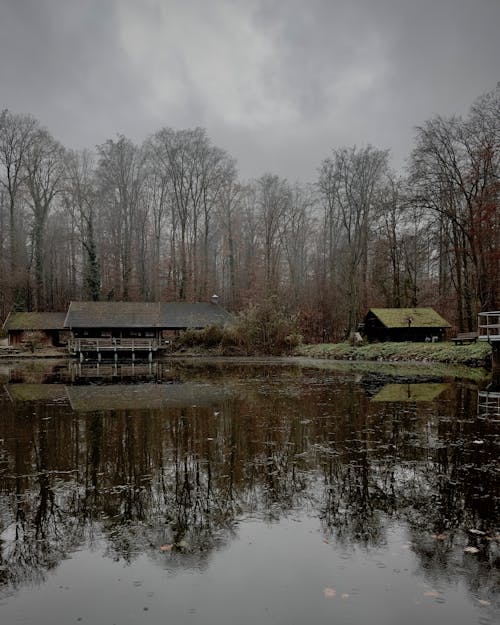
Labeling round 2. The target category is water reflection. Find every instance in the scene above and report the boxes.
[0,363,498,621]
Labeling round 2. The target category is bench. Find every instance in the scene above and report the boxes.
[451,332,478,345]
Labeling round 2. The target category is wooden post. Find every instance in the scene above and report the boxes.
[492,343,500,388]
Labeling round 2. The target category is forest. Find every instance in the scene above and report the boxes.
[0,84,498,341]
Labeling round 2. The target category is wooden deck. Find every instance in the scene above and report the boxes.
[478,311,500,342]
[68,337,159,360]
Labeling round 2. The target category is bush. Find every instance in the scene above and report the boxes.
[175,299,302,355]
[230,298,302,355]
[177,325,224,348]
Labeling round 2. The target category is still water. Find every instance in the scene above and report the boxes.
[0,359,498,625]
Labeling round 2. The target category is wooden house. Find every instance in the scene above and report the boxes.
[64,300,232,338]
[362,308,451,342]
[2,312,67,347]
[64,300,232,358]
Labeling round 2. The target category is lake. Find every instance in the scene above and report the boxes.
[0,359,498,625]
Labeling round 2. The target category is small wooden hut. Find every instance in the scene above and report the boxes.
[362,308,451,342]
[2,312,67,347]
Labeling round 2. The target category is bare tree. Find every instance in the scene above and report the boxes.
[318,146,389,335]
[281,183,315,306]
[0,110,37,308]
[411,86,500,327]
[65,150,100,300]
[24,127,65,310]
[256,174,289,294]
[96,136,145,300]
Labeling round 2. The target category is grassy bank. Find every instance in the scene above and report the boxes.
[295,341,492,367]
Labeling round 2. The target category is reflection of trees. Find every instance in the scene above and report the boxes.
[0,371,498,598]
[0,403,85,594]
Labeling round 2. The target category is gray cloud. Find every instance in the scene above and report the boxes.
[1,0,498,180]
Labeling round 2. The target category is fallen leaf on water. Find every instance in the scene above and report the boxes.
[160,544,173,552]
[323,587,336,598]
[478,599,491,606]
[424,591,440,597]
[431,534,448,540]
[341,593,349,599]
[464,546,480,554]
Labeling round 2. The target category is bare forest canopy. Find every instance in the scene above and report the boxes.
[0,85,498,340]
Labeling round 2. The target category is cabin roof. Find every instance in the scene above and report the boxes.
[64,301,162,328]
[366,307,451,329]
[2,311,67,331]
[64,301,232,329]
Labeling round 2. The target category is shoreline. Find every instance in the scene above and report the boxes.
[0,346,492,386]
[0,340,492,369]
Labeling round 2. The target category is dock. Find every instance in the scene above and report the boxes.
[68,337,159,361]
[478,311,500,385]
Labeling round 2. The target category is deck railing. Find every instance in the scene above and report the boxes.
[478,391,500,418]
[478,311,500,342]
[68,337,158,352]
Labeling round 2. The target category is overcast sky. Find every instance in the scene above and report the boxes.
[1,0,499,181]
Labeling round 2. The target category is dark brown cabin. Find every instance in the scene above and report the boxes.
[362,307,451,342]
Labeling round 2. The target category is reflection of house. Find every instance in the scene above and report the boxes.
[5,382,234,411]
[371,383,450,402]
[65,383,233,411]
[362,308,451,342]
[2,312,67,347]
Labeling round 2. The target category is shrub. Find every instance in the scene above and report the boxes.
[230,298,302,355]
[175,299,302,355]
[177,325,225,349]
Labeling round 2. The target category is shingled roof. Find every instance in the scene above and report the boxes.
[2,311,66,331]
[64,301,162,328]
[63,301,232,329]
[368,307,451,328]
[161,302,232,329]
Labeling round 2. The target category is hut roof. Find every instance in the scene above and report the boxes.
[367,307,451,329]
[64,301,162,328]
[2,311,66,331]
